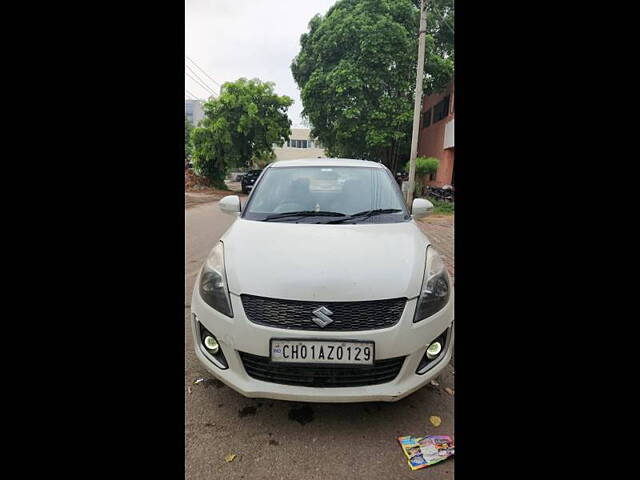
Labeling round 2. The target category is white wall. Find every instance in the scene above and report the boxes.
[185,99,205,126]
[443,118,454,149]
[273,127,327,161]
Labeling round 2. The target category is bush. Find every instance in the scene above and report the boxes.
[430,198,454,215]
[405,157,440,196]
[414,157,440,177]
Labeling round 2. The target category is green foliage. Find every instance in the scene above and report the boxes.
[291,0,454,170]
[191,78,293,185]
[430,197,454,215]
[406,156,440,196]
[407,156,439,176]
[252,150,276,169]
[185,116,194,161]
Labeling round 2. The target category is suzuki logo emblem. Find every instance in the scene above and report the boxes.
[311,306,334,328]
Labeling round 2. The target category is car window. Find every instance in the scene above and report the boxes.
[243,166,408,223]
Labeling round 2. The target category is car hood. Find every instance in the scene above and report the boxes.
[222,218,430,301]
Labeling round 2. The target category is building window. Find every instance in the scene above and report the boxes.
[433,95,450,123]
[423,109,432,128]
[290,139,308,148]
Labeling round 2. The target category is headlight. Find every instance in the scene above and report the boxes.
[198,242,233,317]
[413,246,450,322]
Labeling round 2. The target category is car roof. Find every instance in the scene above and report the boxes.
[269,158,385,169]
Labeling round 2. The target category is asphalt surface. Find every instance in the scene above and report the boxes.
[185,200,455,479]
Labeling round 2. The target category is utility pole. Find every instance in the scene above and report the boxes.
[406,0,428,205]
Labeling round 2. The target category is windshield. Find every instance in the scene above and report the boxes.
[242,166,409,223]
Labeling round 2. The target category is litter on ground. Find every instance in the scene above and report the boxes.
[397,435,454,470]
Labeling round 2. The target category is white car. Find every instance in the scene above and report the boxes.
[191,158,454,402]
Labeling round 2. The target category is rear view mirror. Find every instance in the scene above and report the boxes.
[411,198,433,218]
[219,195,241,216]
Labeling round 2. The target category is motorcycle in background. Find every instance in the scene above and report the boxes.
[424,184,454,202]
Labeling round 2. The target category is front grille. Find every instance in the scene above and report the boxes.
[239,352,405,387]
[240,295,406,331]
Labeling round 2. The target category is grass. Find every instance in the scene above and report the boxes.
[428,197,454,215]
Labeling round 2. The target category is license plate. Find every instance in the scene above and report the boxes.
[270,339,374,365]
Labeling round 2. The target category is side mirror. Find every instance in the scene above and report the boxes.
[219,195,241,216]
[411,198,433,219]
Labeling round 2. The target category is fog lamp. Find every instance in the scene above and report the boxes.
[426,341,442,360]
[204,335,220,354]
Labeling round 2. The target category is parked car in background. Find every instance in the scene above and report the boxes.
[241,169,263,193]
[191,158,454,403]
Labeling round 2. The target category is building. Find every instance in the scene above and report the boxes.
[273,127,327,161]
[185,99,205,126]
[417,82,454,187]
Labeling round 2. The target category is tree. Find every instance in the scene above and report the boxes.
[191,78,293,187]
[185,116,194,162]
[251,150,276,169]
[291,0,454,173]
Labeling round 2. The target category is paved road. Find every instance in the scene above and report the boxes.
[185,201,455,479]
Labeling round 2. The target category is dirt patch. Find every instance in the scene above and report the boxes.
[185,168,236,200]
[421,214,454,226]
[184,170,246,208]
[185,191,243,208]
[185,168,216,192]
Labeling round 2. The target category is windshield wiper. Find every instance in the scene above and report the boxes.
[325,208,403,224]
[262,210,346,222]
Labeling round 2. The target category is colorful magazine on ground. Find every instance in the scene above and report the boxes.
[397,435,454,470]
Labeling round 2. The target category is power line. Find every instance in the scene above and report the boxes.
[185,55,221,87]
[185,70,216,97]
[185,88,199,100]
[185,68,215,95]
[185,63,218,95]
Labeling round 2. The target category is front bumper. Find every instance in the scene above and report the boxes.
[190,284,454,403]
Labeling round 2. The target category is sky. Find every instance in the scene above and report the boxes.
[185,0,337,127]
